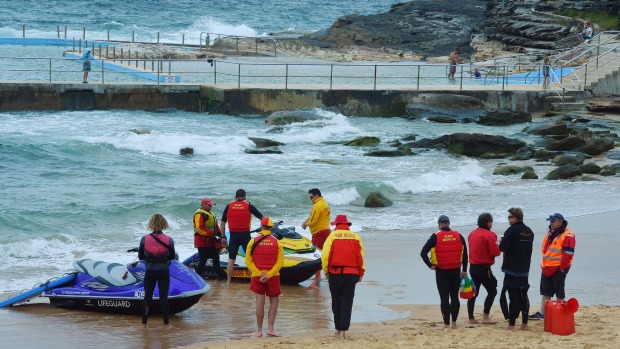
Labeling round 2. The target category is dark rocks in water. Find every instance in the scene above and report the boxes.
[364,149,413,157]
[266,126,285,134]
[477,110,532,126]
[493,165,534,176]
[580,162,601,174]
[406,94,487,120]
[446,133,526,157]
[401,135,450,149]
[344,136,380,146]
[546,136,587,152]
[579,138,615,156]
[545,164,582,180]
[523,123,569,136]
[427,115,459,123]
[551,153,587,166]
[599,167,617,176]
[130,129,151,135]
[521,170,539,179]
[249,137,285,148]
[533,149,559,161]
[244,147,282,154]
[312,159,340,165]
[265,109,324,126]
[575,175,599,182]
[364,191,393,208]
[180,147,194,156]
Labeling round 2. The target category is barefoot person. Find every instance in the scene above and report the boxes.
[138,214,176,328]
[220,189,263,284]
[420,215,468,329]
[193,197,225,279]
[245,217,284,337]
[301,188,331,283]
[467,213,500,324]
[448,48,461,78]
[322,215,365,340]
[499,207,534,331]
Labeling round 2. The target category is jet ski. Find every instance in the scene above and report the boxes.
[182,221,322,284]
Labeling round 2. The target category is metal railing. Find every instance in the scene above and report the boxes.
[199,32,278,56]
[0,55,552,91]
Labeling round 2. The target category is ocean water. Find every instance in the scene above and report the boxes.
[1,0,620,320]
[1,108,620,295]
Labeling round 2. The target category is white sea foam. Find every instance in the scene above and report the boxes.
[185,17,258,43]
[385,160,487,194]
[324,187,361,206]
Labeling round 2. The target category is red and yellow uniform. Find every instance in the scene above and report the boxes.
[321,227,365,278]
[246,230,284,297]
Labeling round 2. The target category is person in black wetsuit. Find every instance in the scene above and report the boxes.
[420,215,468,329]
[138,213,176,327]
[499,207,534,332]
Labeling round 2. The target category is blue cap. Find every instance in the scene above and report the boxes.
[547,213,564,221]
[438,215,450,224]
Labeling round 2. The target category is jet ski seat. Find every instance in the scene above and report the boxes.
[73,259,138,286]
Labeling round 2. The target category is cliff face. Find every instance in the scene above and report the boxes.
[305,0,619,60]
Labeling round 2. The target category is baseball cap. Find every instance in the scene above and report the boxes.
[437,215,450,224]
[547,213,564,221]
[261,217,274,227]
[201,197,215,206]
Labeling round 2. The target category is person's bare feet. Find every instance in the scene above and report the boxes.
[481,317,498,324]
[340,331,347,340]
[450,322,457,329]
[267,331,280,337]
[469,318,479,324]
[521,324,529,331]
[163,324,172,330]
[507,325,516,332]
[443,324,450,329]
[252,331,263,337]
[334,330,341,338]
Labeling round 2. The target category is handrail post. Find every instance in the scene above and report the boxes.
[502,65,506,90]
[157,32,160,44]
[182,34,185,46]
[132,31,135,43]
[102,58,105,84]
[255,38,258,54]
[64,26,67,39]
[107,29,110,41]
[583,63,588,92]
[416,65,420,90]
[57,26,60,39]
[459,65,463,91]
[238,63,241,90]
[213,59,217,84]
[83,27,86,40]
[330,65,333,90]
[49,58,52,83]
[373,65,377,91]
[22,25,26,38]
[285,64,288,90]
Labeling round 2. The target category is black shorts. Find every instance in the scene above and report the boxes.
[540,268,568,298]
[228,232,251,260]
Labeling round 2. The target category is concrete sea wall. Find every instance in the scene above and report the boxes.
[0,83,549,116]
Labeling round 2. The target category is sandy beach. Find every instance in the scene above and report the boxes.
[2,210,619,349]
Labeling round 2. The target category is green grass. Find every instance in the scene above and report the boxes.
[556,9,619,30]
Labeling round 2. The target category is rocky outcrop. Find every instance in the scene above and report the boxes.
[545,164,583,180]
[265,109,325,126]
[447,133,527,157]
[344,136,380,147]
[406,94,488,120]
[249,137,284,148]
[477,110,532,126]
[364,192,393,208]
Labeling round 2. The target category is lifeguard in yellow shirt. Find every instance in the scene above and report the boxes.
[245,217,284,338]
[302,188,331,283]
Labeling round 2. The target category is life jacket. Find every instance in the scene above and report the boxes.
[227,200,252,232]
[325,228,364,276]
[144,232,170,261]
[431,230,463,269]
[251,234,278,270]
[541,228,575,268]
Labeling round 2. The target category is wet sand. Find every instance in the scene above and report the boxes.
[1,210,619,349]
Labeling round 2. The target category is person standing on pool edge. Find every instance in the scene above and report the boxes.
[81,48,94,83]
[220,189,263,284]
